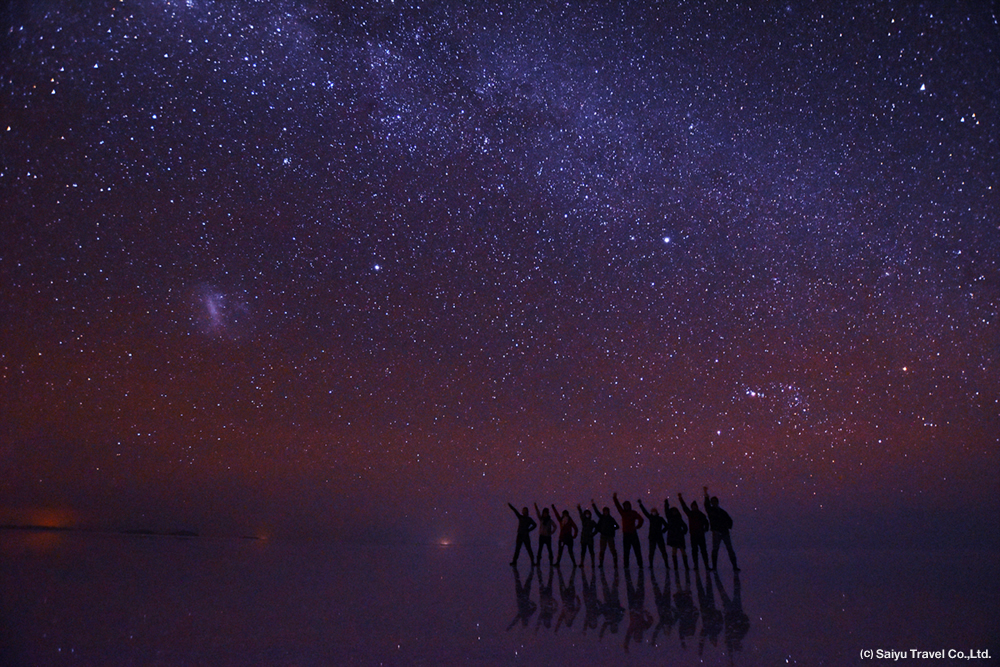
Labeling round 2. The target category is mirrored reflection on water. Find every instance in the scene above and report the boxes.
[0,533,996,666]
[505,562,748,659]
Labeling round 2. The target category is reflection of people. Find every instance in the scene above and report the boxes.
[536,563,557,632]
[665,499,690,571]
[678,492,710,570]
[674,570,698,649]
[579,566,602,636]
[551,504,579,567]
[592,500,619,569]
[623,566,653,652]
[649,566,676,646]
[508,503,536,567]
[613,492,644,569]
[715,570,751,655]
[599,566,625,638]
[577,504,598,570]
[704,487,739,572]
[696,567,724,656]
[638,498,669,570]
[535,503,557,567]
[506,565,537,630]
[554,566,581,632]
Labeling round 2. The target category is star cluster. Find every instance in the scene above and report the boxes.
[1,0,997,542]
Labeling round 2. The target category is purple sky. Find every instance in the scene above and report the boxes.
[2,0,998,546]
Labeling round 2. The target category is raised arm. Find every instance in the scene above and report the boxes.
[613,492,624,515]
[534,502,542,519]
[551,503,560,519]
[664,496,672,516]
[678,493,692,515]
[509,502,520,517]
[637,498,652,520]
[592,500,602,516]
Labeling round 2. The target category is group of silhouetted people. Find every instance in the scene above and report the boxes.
[508,487,739,573]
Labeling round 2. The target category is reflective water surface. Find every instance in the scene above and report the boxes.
[0,533,996,665]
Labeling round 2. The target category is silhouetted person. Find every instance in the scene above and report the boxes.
[535,503,556,567]
[591,500,619,569]
[577,504,598,570]
[704,486,739,572]
[613,492,644,569]
[679,492,710,570]
[665,499,690,571]
[638,498,669,570]
[508,503,536,567]
[551,504,578,567]
[506,565,537,630]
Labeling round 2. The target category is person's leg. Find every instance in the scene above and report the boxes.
[512,536,523,565]
[599,538,607,567]
[723,532,738,570]
[711,532,721,570]
[695,537,709,570]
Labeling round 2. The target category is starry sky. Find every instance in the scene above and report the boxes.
[2,0,998,545]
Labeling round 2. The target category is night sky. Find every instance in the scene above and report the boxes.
[2,0,998,546]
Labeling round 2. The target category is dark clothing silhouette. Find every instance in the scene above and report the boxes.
[638,499,669,570]
[679,494,710,570]
[592,501,619,569]
[577,504,598,569]
[508,503,536,567]
[665,504,690,570]
[535,503,557,567]
[551,505,579,567]
[704,490,738,571]
[614,494,644,569]
[665,507,688,549]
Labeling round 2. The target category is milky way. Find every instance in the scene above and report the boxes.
[2,0,997,543]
